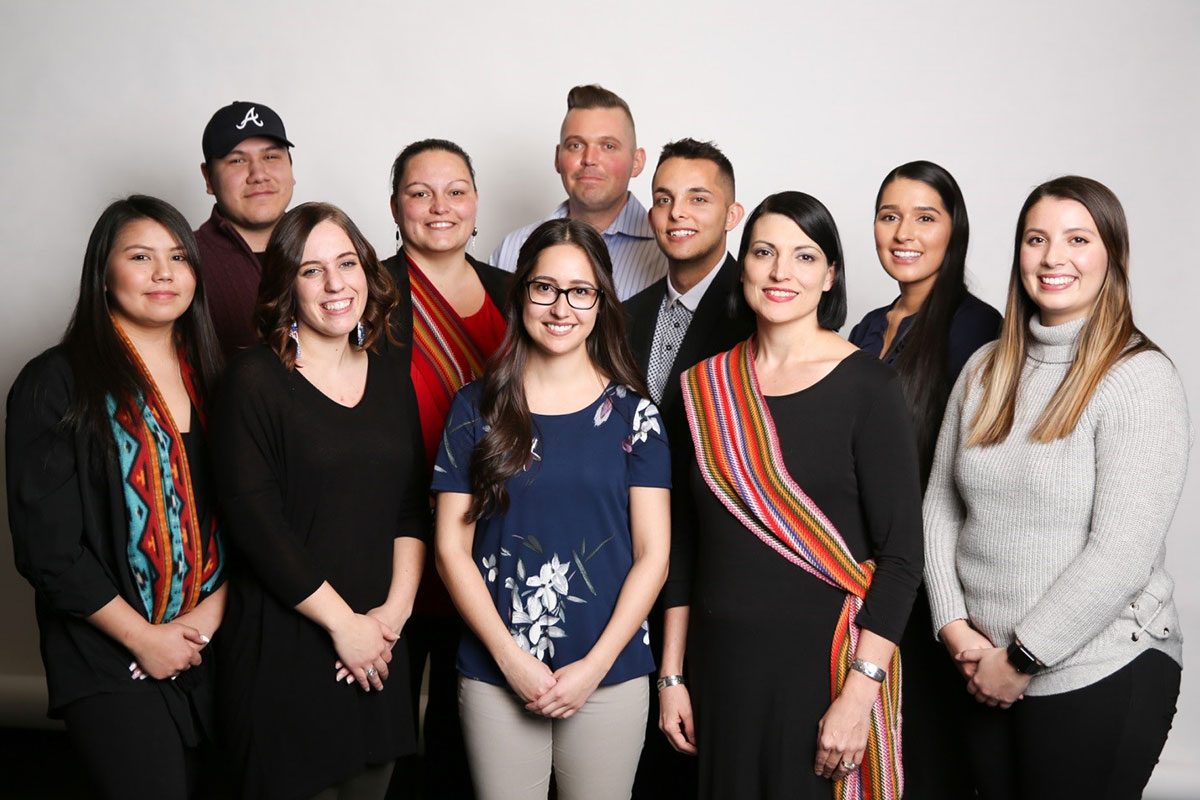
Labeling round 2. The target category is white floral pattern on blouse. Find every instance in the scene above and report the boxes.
[476,384,659,662]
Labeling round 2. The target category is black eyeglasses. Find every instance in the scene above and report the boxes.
[525,280,603,310]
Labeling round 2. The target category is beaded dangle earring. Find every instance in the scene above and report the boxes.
[289,320,302,361]
[396,226,401,254]
[353,321,365,348]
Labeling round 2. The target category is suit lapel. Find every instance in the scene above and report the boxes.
[661,254,741,408]
[626,279,666,376]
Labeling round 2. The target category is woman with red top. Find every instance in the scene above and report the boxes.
[381,138,509,798]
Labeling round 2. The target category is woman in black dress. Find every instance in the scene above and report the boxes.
[213,203,429,799]
[657,192,924,799]
[847,161,1001,796]
[6,196,226,799]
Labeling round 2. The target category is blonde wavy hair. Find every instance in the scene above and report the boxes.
[968,176,1157,446]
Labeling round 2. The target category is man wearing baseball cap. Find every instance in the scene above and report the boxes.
[195,101,296,357]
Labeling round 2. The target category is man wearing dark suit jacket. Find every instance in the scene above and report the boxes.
[625,139,754,799]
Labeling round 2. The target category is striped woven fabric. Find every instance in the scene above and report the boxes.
[409,256,487,399]
[106,320,223,624]
[681,338,903,800]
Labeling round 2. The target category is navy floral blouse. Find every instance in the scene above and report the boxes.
[432,380,670,687]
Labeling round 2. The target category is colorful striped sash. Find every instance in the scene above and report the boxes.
[681,339,903,800]
[107,320,223,623]
[409,256,488,400]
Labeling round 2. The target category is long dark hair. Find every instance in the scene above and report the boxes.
[467,218,647,521]
[875,161,970,484]
[732,191,848,330]
[256,202,399,369]
[61,195,223,449]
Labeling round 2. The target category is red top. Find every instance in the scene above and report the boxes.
[410,290,507,468]
[408,264,507,616]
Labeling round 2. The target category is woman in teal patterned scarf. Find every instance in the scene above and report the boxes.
[6,195,226,799]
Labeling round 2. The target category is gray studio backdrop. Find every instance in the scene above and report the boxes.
[1,1,1196,795]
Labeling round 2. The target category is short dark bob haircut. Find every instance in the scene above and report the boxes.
[256,202,399,369]
[733,191,847,330]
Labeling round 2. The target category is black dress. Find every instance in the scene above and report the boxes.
[663,351,923,799]
[212,347,430,800]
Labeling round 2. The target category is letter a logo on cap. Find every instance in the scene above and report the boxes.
[236,107,264,130]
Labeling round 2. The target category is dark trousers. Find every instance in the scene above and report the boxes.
[388,613,474,800]
[899,589,974,799]
[62,690,205,800]
[967,649,1180,800]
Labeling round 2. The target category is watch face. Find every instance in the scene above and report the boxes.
[1007,643,1039,674]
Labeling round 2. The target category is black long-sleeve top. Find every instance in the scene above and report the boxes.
[5,347,221,727]
[848,291,1001,384]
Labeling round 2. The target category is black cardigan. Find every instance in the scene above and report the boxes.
[381,249,511,372]
[5,346,219,718]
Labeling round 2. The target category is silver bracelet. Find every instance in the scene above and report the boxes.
[850,658,886,683]
[656,674,686,691]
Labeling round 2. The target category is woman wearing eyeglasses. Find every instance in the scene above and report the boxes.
[432,218,671,800]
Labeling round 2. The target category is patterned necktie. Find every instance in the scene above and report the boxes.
[647,295,693,404]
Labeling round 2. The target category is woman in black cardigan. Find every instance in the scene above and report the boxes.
[6,196,226,799]
[381,138,509,799]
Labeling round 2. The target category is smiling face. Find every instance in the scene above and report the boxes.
[874,177,951,295]
[106,218,197,334]
[392,148,478,261]
[741,213,834,328]
[555,107,645,217]
[292,220,368,342]
[521,243,602,359]
[649,157,743,270]
[1019,197,1109,326]
[202,136,295,237]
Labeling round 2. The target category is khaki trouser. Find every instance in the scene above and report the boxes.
[458,675,649,800]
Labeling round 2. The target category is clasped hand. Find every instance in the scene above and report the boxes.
[331,611,399,692]
[500,648,605,720]
[128,620,209,681]
[957,647,1031,708]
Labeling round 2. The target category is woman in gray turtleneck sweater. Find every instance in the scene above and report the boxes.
[923,176,1190,800]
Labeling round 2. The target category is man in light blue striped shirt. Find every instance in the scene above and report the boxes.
[490,84,667,301]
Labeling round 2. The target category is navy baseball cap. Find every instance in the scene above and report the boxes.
[202,101,294,161]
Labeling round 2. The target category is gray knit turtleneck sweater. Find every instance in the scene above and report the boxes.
[924,316,1191,696]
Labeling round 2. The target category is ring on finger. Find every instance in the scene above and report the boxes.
[840,759,858,770]
[365,667,377,678]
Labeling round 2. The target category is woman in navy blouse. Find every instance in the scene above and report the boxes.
[433,218,671,800]
[848,161,1000,797]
